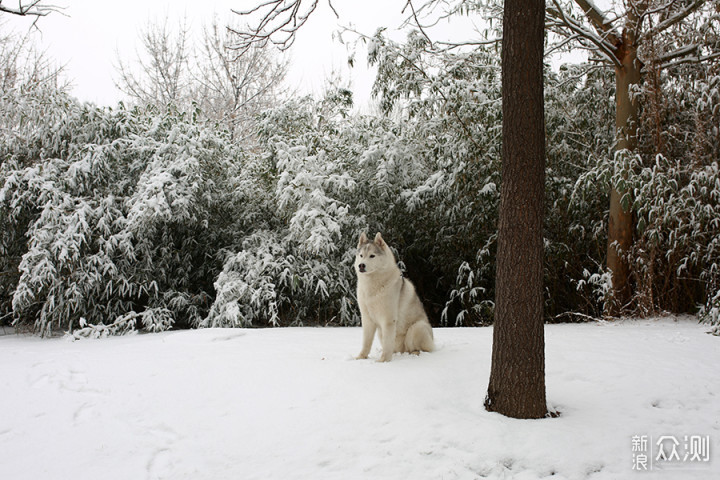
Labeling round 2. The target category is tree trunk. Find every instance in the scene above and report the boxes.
[605,28,641,317]
[484,0,547,419]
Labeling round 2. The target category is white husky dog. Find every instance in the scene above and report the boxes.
[354,232,434,362]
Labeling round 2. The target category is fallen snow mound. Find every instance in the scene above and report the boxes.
[1,317,718,479]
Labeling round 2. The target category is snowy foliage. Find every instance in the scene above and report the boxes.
[2,23,719,334]
[700,288,720,336]
[1,86,246,335]
[571,65,720,322]
[207,97,389,327]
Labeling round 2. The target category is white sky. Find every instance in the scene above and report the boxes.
[3,0,474,109]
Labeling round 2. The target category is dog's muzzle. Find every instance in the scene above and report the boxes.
[358,263,366,273]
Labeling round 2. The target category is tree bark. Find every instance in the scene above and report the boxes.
[485,0,547,419]
[605,25,641,317]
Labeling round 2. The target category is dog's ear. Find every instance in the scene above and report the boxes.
[358,232,368,247]
[373,232,385,248]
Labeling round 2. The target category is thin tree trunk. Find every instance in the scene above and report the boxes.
[605,27,641,317]
[485,0,547,419]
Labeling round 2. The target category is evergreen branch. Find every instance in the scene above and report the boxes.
[352,27,482,151]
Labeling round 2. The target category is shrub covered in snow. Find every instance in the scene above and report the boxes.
[2,35,719,335]
[1,86,250,335]
[206,96,409,326]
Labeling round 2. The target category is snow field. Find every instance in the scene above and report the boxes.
[0,318,718,479]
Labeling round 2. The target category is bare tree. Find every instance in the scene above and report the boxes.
[547,0,720,317]
[194,17,288,141]
[115,14,288,141]
[0,21,66,91]
[115,16,193,109]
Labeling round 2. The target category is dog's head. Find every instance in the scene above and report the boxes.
[354,232,389,275]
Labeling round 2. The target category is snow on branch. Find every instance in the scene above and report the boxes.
[656,43,702,65]
[0,1,61,17]
[547,0,622,68]
[573,0,618,41]
[640,0,705,42]
[660,50,720,70]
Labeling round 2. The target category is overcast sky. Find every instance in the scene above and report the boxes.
[3,1,587,110]
[3,0,444,108]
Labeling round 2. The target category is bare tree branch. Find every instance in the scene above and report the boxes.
[547,0,622,67]
[545,32,583,57]
[397,0,501,53]
[229,0,319,55]
[434,38,502,50]
[0,1,59,17]
[640,0,705,42]
[402,0,434,48]
[114,16,193,108]
[0,23,67,91]
[327,0,339,19]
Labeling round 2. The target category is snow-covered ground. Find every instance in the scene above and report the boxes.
[1,317,718,480]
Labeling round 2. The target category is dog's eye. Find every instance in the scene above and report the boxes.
[359,254,363,258]
[369,255,375,258]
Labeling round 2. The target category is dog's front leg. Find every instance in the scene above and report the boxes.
[378,319,396,362]
[356,319,376,359]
